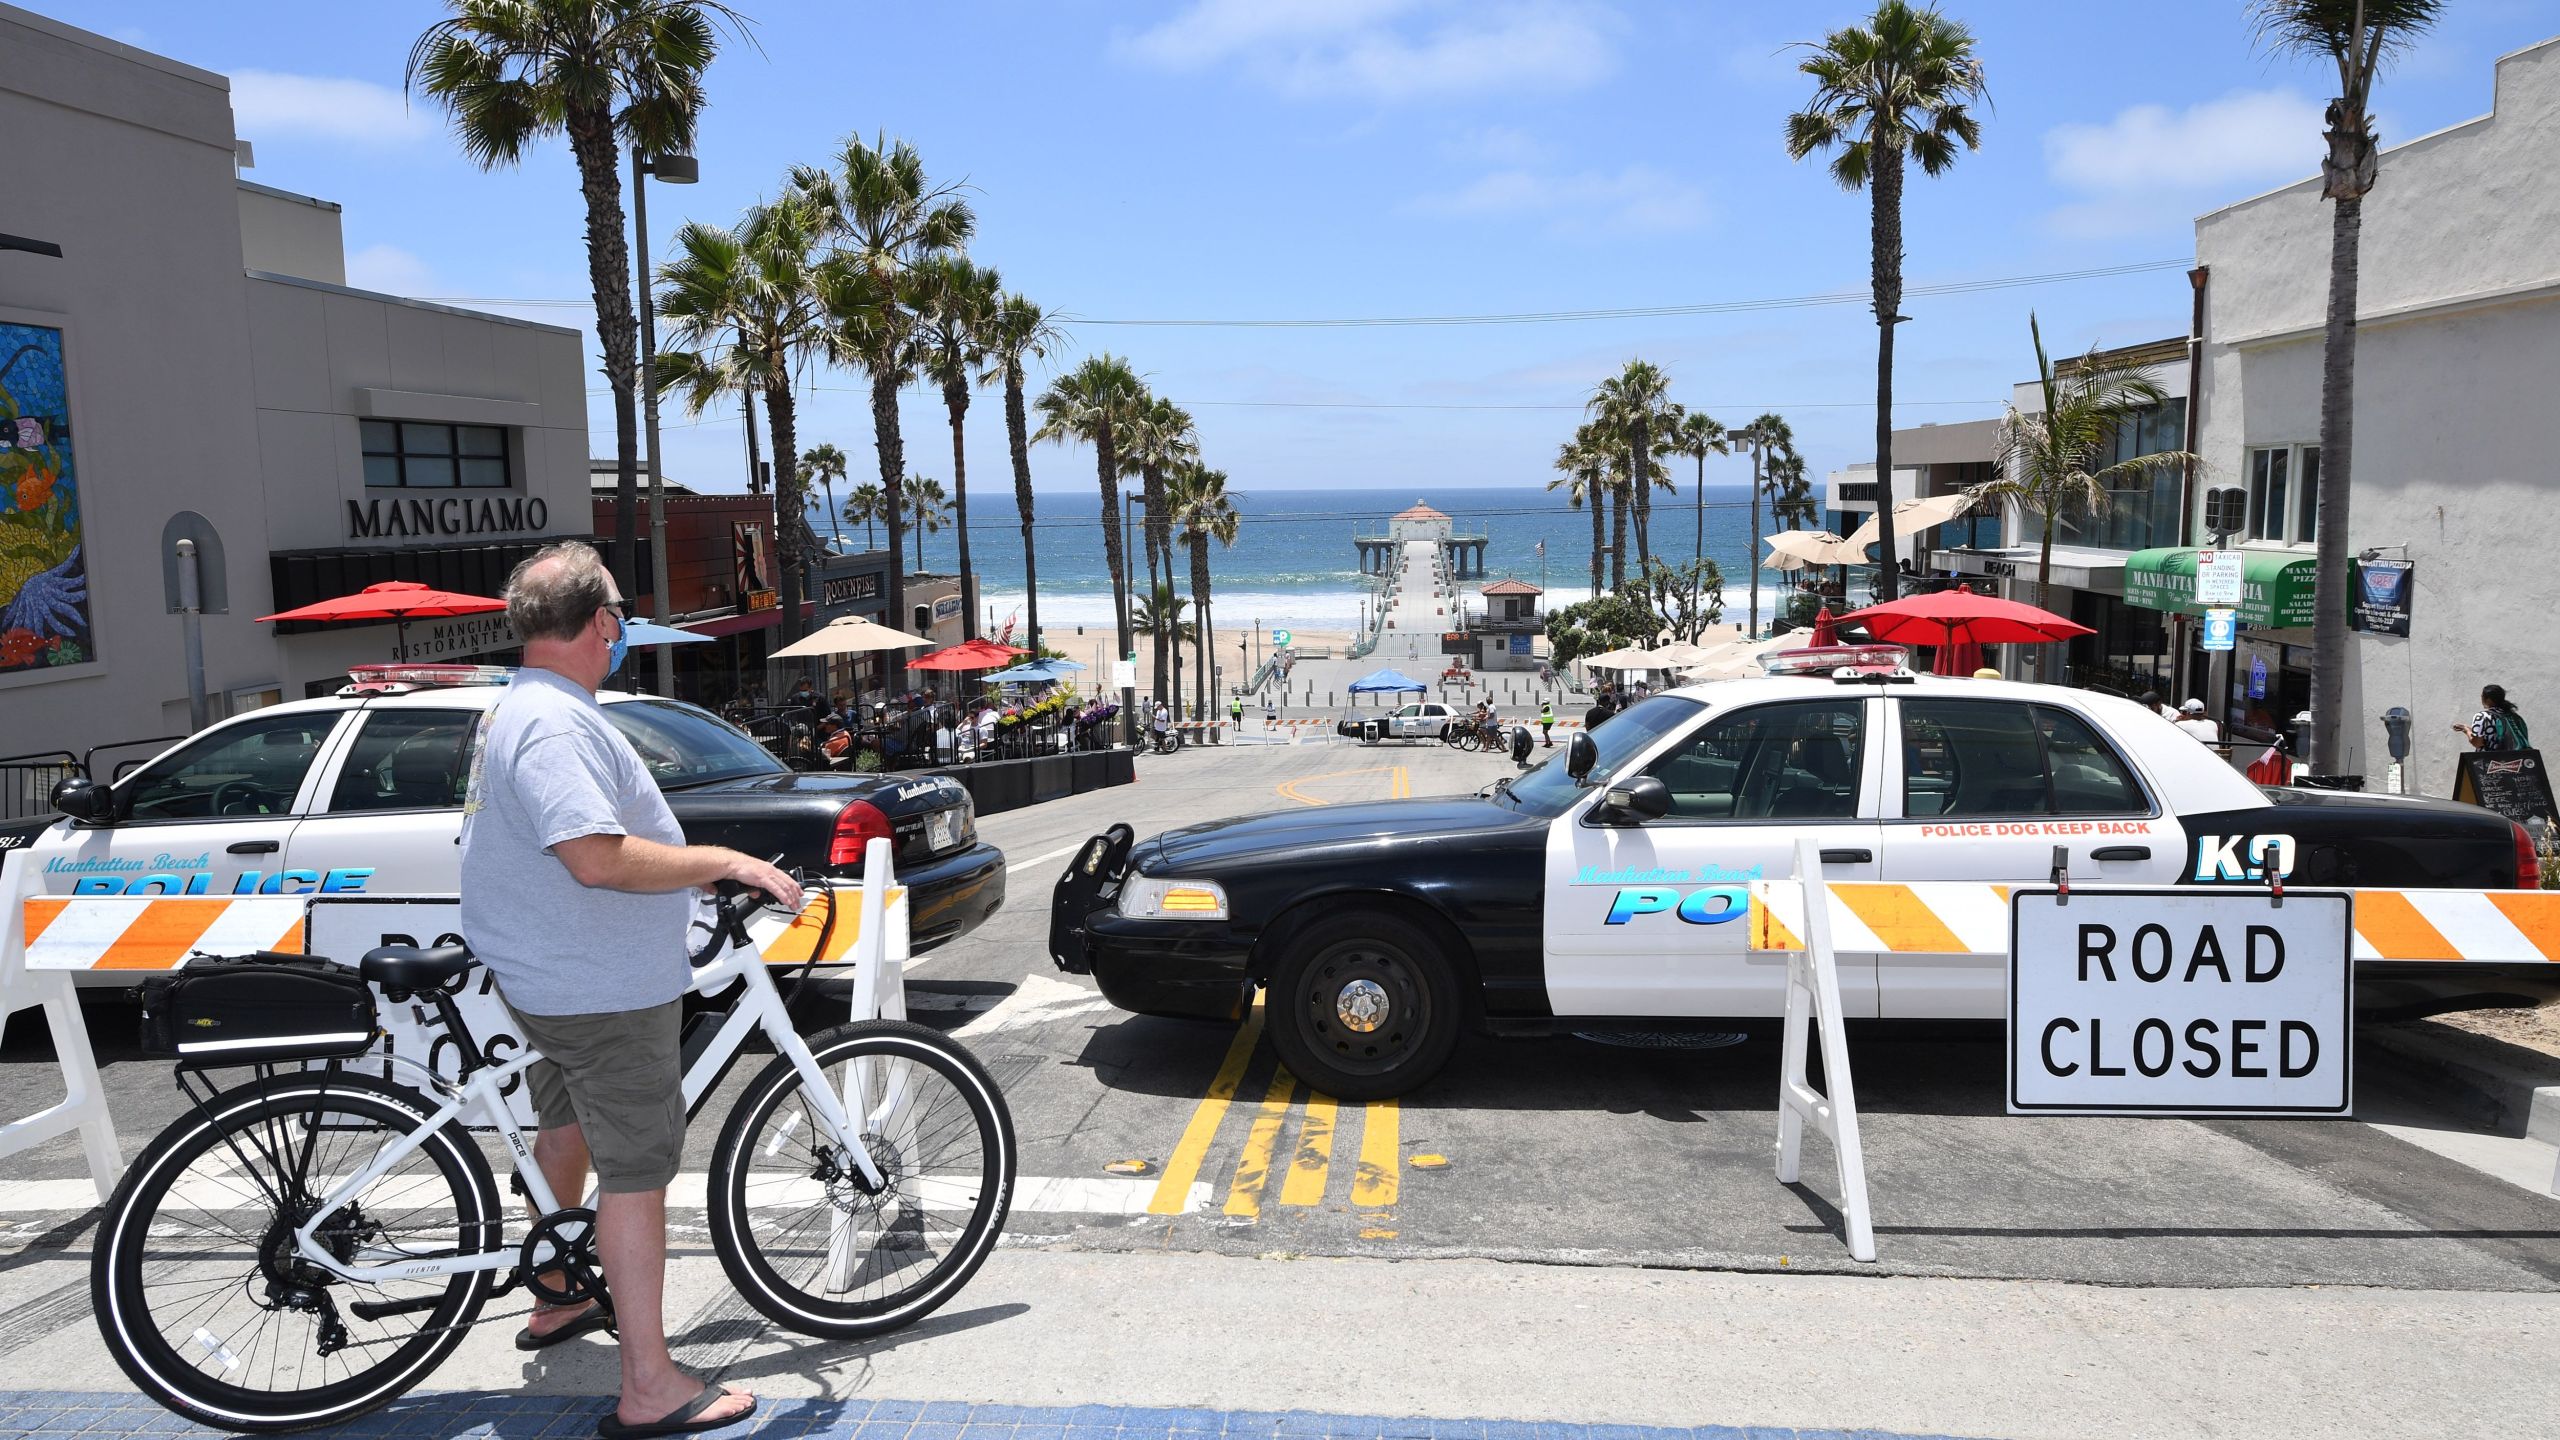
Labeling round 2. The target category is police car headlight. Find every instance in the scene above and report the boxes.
[1117,874,1230,921]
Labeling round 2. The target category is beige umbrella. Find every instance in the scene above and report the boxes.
[768,614,933,660]
[1845,491,1976,550]
[1763,530,1870,569]
[1579,645,1658,672]
[1644,629,1741,670]
[1687,628,1820,680]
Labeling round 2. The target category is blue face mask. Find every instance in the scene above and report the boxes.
[606,612,628,677]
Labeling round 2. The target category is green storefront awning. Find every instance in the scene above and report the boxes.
[2124,547,2319,628]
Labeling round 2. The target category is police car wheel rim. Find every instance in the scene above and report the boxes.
[1298,944,1426,1075]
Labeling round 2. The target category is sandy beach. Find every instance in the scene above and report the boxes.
[1036,625,1358,698]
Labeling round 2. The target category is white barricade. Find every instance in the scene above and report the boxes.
[0,849,123,1203]
[1765,837,1876,1262]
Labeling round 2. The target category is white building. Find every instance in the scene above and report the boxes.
[2172,35,2560,786]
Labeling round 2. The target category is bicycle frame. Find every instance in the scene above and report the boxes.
[287,871,910,1288]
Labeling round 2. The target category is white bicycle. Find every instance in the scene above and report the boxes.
[91,875,1015,1433]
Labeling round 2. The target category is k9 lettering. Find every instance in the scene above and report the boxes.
[1604,886,1747,926]
[68,867,375,895]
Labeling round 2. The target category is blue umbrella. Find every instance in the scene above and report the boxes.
[1348,668,1429,693]
[622,618,715,646]
[983,657,1087,683]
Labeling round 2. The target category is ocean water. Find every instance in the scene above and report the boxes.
[809,484,1805,632]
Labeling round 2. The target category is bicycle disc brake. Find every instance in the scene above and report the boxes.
[519,1209,607,1306]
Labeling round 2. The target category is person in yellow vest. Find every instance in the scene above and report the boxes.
[1538,699,1556,747]
[1228,695,1243,725]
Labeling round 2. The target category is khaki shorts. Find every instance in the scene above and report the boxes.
[501,998,685,1194]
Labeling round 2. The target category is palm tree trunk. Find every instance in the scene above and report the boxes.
[2309,192,2361,776]
[1870,148,1904,603]
[870,370,906,688]
[1748,443,1765,637]
[566,105,641,600]
[766,379,805,649]
[820,476,843,550]
[1587,493,1605,597]
[1609,480,1629,592]
[1142,463,1169,705]
[1005,364,1040,653]
[1191,534,1212,717]
[1694,453,1707,566]
[1631,425,1651,573]
[942,379,978,641]
[2037,521,2058,683]
[1095,429,1130,732]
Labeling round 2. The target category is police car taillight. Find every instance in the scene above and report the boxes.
[2513,821,2541,890]
[830,800,894,867]
[1760,645,1910,678]
[340,663,513,694]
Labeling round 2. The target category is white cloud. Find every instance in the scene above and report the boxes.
[345,244,436,297]
[2041,89,2328,238]
[1119,0,1617,102]
[1411,164,1707,237]
[230,69,428,145]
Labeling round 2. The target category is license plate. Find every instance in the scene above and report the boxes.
[927,809,961,852]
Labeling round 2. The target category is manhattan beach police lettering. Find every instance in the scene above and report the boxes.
[459,666,692,1014]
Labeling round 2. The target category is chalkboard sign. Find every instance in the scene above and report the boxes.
[2453,748,2558,825]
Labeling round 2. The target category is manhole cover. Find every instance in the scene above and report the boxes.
[1571,1030,1748,1051]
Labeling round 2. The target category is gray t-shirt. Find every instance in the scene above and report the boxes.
[459,668,693,1016]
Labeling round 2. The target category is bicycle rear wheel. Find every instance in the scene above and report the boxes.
[706,1020,1014,1339]
[92,1071,501,1433]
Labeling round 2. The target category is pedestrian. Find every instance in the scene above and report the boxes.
[1584,688,1617,733]
[2173,698,2222,744]
[2139,689,2176,720]
[2460,684,2532,751]
[1228,694,1244,725]
[459,541,795,1438]
[1539,699,1556,747]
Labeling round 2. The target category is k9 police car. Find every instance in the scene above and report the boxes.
[1053,664,2545,1099]
[7,663,1004,983]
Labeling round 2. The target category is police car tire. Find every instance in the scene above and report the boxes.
[1267,909,1460,1102]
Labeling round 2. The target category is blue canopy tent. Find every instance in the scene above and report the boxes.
[1347,668,1429,693]
[621,618,715,646]
[983,657,1088,683]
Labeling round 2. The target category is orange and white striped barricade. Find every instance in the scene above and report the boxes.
[0,850,128,1202]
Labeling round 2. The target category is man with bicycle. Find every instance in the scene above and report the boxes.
[460,541,798,1439]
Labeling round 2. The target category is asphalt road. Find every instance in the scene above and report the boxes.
[6,732,2558,1295]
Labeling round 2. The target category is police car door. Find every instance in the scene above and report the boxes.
[1544,695,1884,1017]
[1877,694,2181,1018]
[36,710,352,897]
[283,706,483,897]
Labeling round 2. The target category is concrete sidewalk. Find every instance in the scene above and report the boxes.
[9,1246,2549,1440]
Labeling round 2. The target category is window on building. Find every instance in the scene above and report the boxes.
[362,420,512,488]
[2014,397,2187,553]
[2245,444,2320,544]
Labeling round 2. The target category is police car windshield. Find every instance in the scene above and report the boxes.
[1498,696,1704,819]
[604,700,786,789]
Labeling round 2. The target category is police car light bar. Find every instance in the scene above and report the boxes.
[341,662,513,694]
[1760,645,1911,679]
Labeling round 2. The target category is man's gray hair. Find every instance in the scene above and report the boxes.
[505,541,613,643]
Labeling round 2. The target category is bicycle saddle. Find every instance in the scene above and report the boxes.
[359,941,475,994]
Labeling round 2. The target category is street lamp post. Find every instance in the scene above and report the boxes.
[633,147,697,697]
[1120,489,1142,745]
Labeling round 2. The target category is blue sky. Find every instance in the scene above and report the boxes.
[73,0,2560,495]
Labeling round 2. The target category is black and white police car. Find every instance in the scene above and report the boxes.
[1055,650,2546,1098]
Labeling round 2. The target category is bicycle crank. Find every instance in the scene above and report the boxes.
[519,1208,609,1307]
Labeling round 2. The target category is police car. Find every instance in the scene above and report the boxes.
[10,663,1004,983]
[1335,702,1460,743]
[1053,650,2545,1099]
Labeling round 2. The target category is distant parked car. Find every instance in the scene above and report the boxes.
[1336,702,1457,743]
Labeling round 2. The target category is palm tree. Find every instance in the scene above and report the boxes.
[1132,583,1194,707]
[1168,461,1240,717]
[2251,0,2443,775]
[1119,394,1198,704]
[843,480,885,549]
[1670,408,1729,567]
[408,0,740,600]
[793,132,973,667]
[1785,0,1988,603]
[902,473,951,572]
[981,293,1065,653]
[1728,413,1794,635]
[1549,429,1611,598]
[1588,360,1675,575]
[1770,448,1819,530]
[1035,355,1148,726]
[653,198,834,641]
[912,254,1002,639]
[802,441,849,550]
[1969,316,2197,679]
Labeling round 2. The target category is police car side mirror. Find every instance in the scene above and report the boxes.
[51,776,110,824]
[1567,731,1598,781]
[1602,775,1671,823]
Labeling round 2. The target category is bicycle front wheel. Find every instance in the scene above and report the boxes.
[707,1020,1014,1339]
[92,1071,501,1433]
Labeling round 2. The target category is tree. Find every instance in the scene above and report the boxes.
[1549,429,1611,598]
[1769,446,1818,529]
[1034,355,1148,725]
[2251,0,2443,774]
[1785,1,1987,603]
[1728,413,1795,635]
[1119,394,1198,704]
[912,253,1001,639]
[1168,461,1240,717]
[1589,360,1674,577]
[1969,315,2196,679]
[1132,582,1194,704]
[1634,557,1728,643]
[981,293,1064,653]
[802,441,848,549]
[793,132,973,674]
[843,480,884,549]
[408,0,741,600]
[1670,408,1729,566]
[1544,591,1660,669]
[901,472,951,572]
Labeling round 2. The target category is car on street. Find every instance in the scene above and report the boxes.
[6,663,1005,981]
[1055,666,2549,1098]
[1336,701,1459,742]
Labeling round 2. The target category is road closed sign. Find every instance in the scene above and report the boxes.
[2008,887,2352,1116]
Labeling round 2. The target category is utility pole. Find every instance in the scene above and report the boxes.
[633,147,697,697]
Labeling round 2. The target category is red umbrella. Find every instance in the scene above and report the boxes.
[1811,606,1840,647]
[1838,585,2093,649]
[258,580,507,661]
[1934,637,1986,676]
[907,636,1029,672]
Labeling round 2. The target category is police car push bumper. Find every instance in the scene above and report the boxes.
[1074,871,1256,1020]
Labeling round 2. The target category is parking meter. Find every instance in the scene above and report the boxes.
[2382,706,2413,761]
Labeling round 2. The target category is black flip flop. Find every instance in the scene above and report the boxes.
[514,1301,616,1352]
[597,1385,755,1439]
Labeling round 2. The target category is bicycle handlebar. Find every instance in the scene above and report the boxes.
[690,857,805,966]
